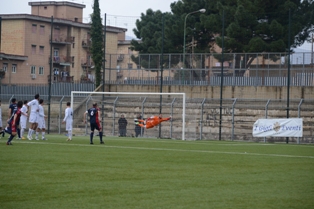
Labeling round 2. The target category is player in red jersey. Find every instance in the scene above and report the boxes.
[6,101,23,145]
[136,114,171,129]
[83,102,104,144]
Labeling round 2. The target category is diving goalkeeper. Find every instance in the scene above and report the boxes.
[135,114,171,129]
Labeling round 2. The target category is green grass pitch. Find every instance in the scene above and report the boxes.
[1,135,313,209]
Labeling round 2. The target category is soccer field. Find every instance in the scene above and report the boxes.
[1,135,313,209]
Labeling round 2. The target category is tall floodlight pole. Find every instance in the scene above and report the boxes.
[102,13,106,133]
[182,9,206,83]
[48,16,53,134]
[286,9,291,144]
[311,33,313,66]
[219,10,225,141]
[158,13,165,138]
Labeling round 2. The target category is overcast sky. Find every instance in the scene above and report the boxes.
[0,0,312,49]
[0,0,175,38]
[0,0,174,18]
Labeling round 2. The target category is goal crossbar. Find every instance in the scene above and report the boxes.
[71,91,186,140]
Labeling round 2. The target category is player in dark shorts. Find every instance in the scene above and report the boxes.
[6,101,23,145]
[83,102,104,144]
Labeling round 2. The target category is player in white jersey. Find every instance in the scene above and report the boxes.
[35,99,47,140]
[27,94,40,140]
[20,100,29,140]
[62,102,73,141]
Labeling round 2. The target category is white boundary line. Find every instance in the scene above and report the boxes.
[6,140,314,159]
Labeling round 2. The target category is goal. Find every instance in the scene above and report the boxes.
[71,91,186,140]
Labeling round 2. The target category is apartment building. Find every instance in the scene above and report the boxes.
[0,1,126,85]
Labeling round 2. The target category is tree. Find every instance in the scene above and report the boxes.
[130,10,181,71]
[131,0,314,75]
[90,0,103,87]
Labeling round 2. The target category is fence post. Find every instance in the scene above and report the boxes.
[141,97,147,137]
[264,99,271,143]
[113,97,119,136]
[200,98,206,140]
[170,98,176,139]
[231,98,237,141]
[58,96,65,134]
[85,97,91,136]
[297,99,303,144]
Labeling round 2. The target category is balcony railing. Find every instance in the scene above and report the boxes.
[81,58,94,68]
[49,56,73,64]
[82,39,91,48]
[49,35,74,44]
[48,74,74,83]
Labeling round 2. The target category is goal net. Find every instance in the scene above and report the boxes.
[71,91,186,140]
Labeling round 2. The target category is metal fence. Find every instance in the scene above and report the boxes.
[105,52,314,86]
[0,82,95,100]
[0,95,312,144]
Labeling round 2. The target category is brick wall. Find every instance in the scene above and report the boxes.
[1,20,25,55]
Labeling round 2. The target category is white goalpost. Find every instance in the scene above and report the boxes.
[71,91,186,140]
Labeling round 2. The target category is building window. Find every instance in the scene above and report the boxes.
[72,43,75,48]
[54,68,59,75]
[32,24,37,33]
[54,49,59,57]
[32,45,36,54]
[72,56,75,68]
[128,63,133,69]
[53,49,59,62]
[74,17,78,22]
[12,64,17,73]
[31,66,36,74]
[3,63,8,72]
[40,25,45,35]
[39,66,44,75]
[44,6,47,10]
[39,46,44,55]
[54,27,60,41]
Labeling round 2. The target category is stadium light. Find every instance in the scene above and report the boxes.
[182,8,206,82]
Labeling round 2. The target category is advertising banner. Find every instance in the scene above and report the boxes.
[252,118,303,137]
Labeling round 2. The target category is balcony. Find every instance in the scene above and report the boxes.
[117,54,124,62]
[49,56,73,66]
[81,58,94,68]
[48,74,74,83]
[117,71,123,79]
[50,35,74,45]
[0,69,5,79]
[82,39,91,48]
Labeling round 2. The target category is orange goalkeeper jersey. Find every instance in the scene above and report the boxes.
[140,116,171,129]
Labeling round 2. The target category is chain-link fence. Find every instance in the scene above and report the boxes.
[105,52,314,88]
[2,94,311,144]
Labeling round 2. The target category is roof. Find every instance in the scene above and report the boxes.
[0,53,28,61]
[28,1,86,9]
[0,14,127,33]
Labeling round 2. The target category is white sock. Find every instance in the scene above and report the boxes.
[36,132,39,138]
[21,128,25,137]
[68,130,72,139]
[28,129,33,136]
[42,132,45,139]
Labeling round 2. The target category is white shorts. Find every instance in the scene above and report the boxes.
[29,113,38,123]
[20,116,27,129]
[37,117,46,129]
[65,120,73,131]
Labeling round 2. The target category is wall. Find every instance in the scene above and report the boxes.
[1,20,25,56]
[107,84,314,100]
